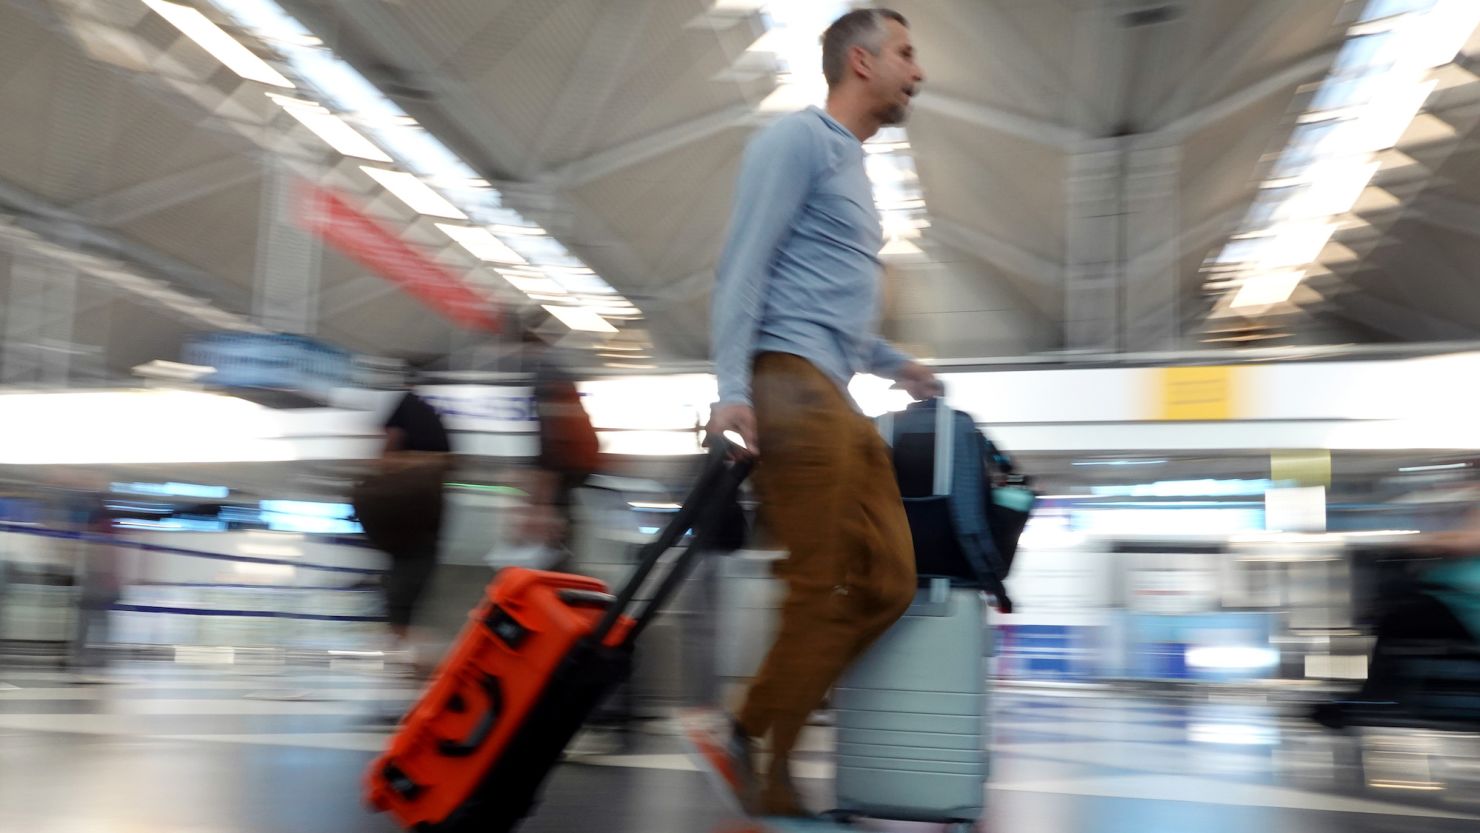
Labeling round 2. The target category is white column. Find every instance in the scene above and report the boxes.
[253,162,322,335]
[1122,141,1182,352]
[1064,138,1125,352]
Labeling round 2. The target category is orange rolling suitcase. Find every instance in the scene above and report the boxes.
[366,440,749,833]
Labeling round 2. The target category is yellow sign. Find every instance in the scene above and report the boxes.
[1271,449,1332,488]
[1158,366,1237,421]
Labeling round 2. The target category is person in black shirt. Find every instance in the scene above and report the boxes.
[352,388,453,676]
[383,390,451,454]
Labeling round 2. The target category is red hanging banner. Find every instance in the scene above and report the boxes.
[297,183,501,332]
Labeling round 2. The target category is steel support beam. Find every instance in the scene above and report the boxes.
[1331,290,1477,341]
[912,92,1083,150]
[528,0,658,174]
[1147,0,1301,128]
[1159,49,1340,141]
[925,218,1062,287]
[0,178,255,315]
[1414,192,1480,240]
[541,104,759,188]
[69,156,260,226]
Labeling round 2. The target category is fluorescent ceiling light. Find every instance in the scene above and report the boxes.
[552,271,620,295]
[881,197,926,212]
[499,274,566,295]
[211,0,642,320]
[1360,0,1439,25]
[142,0,294,88]
[1203,0,1480,319]
[758,82,821,113]
[112,480,229,499]
[1399,462,1469,472]
[880,236,924,258]
[434,223,527,264]
[1255,223,1339,269]
[1349,78,1437,151]
[272,96,391,161]
[211,0,319,46]
[865,154,919,186]
[542,305,618,333]
[359,167,467,219]
[131,360,216,381]
[1072,459,1167,467]
[1275,160,1381,220]
[745,27,791,55]
[1404,2,1480,69]
[584,304,642,316]
[490,224,548,236]
[1231,270,1305,309]
[882,213,929,238]
[712,0,768,13]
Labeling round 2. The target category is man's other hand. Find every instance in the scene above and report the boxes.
[898,362,942,401]
[704,402,759,460]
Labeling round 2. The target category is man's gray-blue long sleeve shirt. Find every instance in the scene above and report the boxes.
[711,106,911,407]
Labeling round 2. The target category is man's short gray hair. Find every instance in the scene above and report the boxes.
[821,8,908,88]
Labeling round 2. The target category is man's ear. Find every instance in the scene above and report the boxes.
[848,43,875,81]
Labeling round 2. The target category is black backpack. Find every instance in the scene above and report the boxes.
[878,399,1035,611]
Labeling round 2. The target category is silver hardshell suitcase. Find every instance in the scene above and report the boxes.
[832,578,989,830]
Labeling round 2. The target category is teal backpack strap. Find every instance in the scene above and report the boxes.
[932,397,953,497]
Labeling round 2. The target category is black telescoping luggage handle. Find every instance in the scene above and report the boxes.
[590,438,751,647]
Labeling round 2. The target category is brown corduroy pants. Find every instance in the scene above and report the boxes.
[737,352,917,788]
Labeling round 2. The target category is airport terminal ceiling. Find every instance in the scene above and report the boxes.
[2,0,1480,384]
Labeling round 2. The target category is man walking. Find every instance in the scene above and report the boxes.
[695,8,936,818]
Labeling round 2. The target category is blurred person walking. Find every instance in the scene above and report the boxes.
[69,490,121,677]
[32,475,125,680]
[511,327,599,572]
[353,380,453,677]
[1316,500,1480,728]
[690,8,937,818]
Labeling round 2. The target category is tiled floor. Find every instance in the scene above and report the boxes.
[2,662,1479,832]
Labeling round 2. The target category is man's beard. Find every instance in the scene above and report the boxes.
[881,101,911,126]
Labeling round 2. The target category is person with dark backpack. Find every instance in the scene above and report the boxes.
[515,330,600,568]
